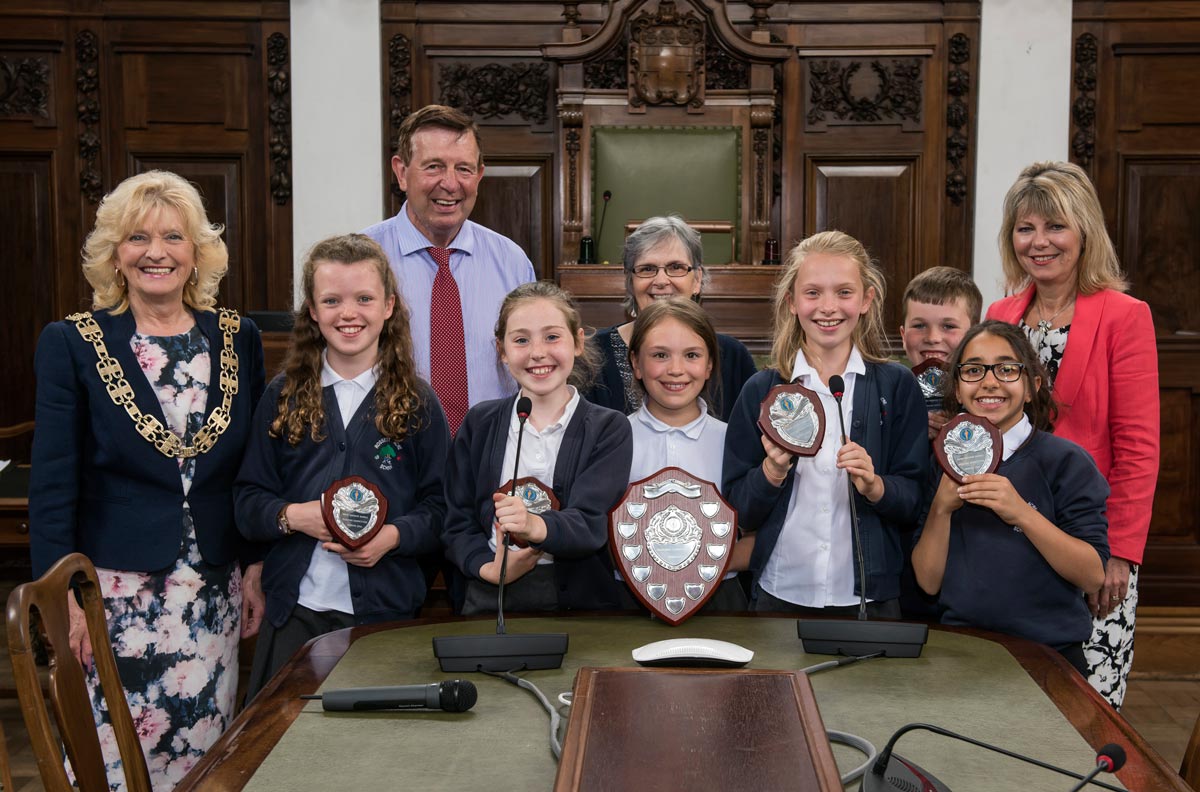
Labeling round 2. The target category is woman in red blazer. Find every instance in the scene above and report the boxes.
[986,161,1159,709]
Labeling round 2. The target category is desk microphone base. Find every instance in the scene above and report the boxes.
[433,633,568,672]
[798,619,928,658]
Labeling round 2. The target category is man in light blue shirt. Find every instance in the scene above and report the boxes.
[363,105,535,416]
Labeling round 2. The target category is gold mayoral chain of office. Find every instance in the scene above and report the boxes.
[67,309,241,459]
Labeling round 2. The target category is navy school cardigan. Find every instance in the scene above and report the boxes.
[721,364,929,603]
[234,376,449,628]
[442,394,633,610]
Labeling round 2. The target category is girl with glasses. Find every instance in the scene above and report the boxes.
[912,320,1109,674]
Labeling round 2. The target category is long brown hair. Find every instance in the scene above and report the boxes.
[770,230,889,378]
[941,320,1057,431]
[271,234,425,445]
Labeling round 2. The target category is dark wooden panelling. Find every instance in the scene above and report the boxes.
[1120,158,1200,334]
[129,155,244,310]
[0,156,55,461]
[472,159,552,278]
[1076,4,1200,609]
[808,159,916,332]
[119,53,250,130]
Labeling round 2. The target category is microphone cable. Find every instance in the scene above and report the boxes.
[480,666,565,759]
[798,650,884,785]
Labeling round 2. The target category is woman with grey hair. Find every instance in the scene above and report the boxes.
[583,215,756,421]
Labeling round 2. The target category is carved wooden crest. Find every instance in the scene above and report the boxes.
[610,467,736,626]
[628,0,705,111]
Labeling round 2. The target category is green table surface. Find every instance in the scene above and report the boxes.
[234,616,1145,791]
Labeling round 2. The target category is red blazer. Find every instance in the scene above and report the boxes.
[987,285,1159,563]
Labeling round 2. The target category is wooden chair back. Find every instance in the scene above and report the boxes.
[0,719,16,792]
[1182,708,1200,790]
[5,553,152,792]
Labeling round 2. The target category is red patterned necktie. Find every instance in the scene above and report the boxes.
[428,246,469,435]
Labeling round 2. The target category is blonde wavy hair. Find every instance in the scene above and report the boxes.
[998,161,1128,295]
[271,234,425,446]
[82,170,228,313]
[770,230,889,379]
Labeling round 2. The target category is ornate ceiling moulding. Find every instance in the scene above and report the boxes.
[266,32,292,206]
[628,0,706,112]
[945,33,971,205]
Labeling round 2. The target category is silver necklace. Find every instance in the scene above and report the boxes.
[1032,298,1074,347]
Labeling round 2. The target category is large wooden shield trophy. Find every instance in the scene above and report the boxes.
[322,476,388,549]
[496,476,560,548]
[610,467,736,626]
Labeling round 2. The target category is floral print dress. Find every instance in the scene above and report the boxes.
[83,326,243,791]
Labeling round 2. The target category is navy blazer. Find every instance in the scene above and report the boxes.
[722,364,929,603]
[30,308,266,577]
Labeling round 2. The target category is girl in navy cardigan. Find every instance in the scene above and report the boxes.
[443,281,633,614]
[912,321,1108,673]
[723,231,928,614]
[235,234,448,696]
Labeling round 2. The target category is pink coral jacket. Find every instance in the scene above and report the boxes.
[986,285,1160,563]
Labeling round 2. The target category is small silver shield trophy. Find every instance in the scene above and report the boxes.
[935,414,1002,484]
[609,467,736,626]
[757,382,826,457]
[321,476,388,549]
[911,357,946,411]
[496,476,559,548]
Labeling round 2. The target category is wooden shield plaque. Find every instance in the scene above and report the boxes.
[609,467,736,626]
[321,476,388,549]
[935,413,1003,484]
[911,357,947,411]
[757,382,826,457]
[496,476,560,548]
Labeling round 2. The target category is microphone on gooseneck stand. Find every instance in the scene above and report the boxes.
[432,395,569,672]
[597,189,612,244]
[828,375,867,622]
[301,680,478,713]
[796,375,929,658]
[496,396,533,636]
[863,722,1126,792]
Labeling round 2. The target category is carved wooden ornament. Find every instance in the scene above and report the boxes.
[628,0,705,111]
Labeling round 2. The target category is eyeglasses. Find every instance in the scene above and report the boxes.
[629,262,694,279]
[956,362,1026,383]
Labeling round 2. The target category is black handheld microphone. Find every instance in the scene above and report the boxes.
[302,680,478,713]
[596,189,612,246]
[497,395,534,635]
[827,374,867,621]
[864,722,1126,792]
[1067,744,1126,791]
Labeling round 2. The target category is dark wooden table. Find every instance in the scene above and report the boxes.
[176,614,1189,791]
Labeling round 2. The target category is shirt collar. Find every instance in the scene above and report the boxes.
[1000,414,1033,461]
[509,386,581,434]
[395,201,477,257]
[632,398,710,440]
[320,350,379,390]
[790,345,867,392]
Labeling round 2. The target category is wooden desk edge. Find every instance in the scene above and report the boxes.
[174,614,1188,791]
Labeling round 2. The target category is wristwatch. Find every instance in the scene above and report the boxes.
[276,505,294,536]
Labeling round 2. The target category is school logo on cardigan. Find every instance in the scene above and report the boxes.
[609,467,736,626]
[373,439,400,471]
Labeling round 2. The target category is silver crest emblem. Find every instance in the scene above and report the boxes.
[645,505,702,571]
[916,366,945,401]
[943,421,995,479]
[330,482,381,541]
[769,392,820,449]
[518,482,553,514]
